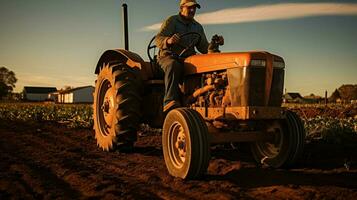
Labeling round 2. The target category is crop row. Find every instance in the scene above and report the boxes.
[1,103,356,143]
[301,116,357,144]
[286,103,357,143]
[0,103,93,128]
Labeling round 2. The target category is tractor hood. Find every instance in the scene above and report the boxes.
[184,51,284,75]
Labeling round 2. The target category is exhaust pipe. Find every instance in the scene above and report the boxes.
[122,3,129,50]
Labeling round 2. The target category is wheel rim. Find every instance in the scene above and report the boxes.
[168,121,187,169]
[256,121,283,158]
[97,79,115,137]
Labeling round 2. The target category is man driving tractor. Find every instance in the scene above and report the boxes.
[93,1,305,179]
[156,0,224,114]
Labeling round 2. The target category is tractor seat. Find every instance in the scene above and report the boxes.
[145,58,165,85]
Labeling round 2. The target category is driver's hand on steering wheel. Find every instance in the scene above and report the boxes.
[167,33,180,46]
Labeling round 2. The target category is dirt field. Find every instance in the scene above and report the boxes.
[0,120,356,200]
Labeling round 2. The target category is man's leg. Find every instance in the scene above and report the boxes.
[158,56,183,111]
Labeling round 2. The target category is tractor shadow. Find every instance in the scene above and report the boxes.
[208,166,357,189]
[207,142,357,188]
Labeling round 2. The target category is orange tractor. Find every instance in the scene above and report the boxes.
[93,4,305,179]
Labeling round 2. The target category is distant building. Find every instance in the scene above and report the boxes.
[48,91,59,102]
[58,86,94,103]
[283,92,305,103]
[304,94,323,104]
[23,86,57,101]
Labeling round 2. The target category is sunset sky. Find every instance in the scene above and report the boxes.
[1,0,356,96]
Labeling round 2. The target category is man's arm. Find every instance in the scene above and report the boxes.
[156,16,175,50]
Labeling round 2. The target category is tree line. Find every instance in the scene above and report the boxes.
[0,66,17,100]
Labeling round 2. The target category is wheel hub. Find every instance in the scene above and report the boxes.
[259,121,283,158]
[175,127,186,161]
[169,122,187,168]
[97,79,115,136]
[101,84,114,127]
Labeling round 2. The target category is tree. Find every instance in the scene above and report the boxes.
[338,84,357,101]
[0,66,17,99]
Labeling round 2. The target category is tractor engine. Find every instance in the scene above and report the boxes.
[184,71,230,108]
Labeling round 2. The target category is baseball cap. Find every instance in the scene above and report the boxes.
[180,0,201,9]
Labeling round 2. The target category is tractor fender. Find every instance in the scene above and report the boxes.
[95,49,145,74]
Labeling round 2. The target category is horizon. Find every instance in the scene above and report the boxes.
[1,0,356,96]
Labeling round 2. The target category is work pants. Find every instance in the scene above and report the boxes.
[158,56,184,106]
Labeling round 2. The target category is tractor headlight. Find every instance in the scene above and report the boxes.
[273,61,285,68]
[250,59,266,67]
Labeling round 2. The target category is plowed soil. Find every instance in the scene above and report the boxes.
[0,120,356,200]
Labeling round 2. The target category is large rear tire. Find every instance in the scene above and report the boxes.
[93,62,142,151]
[162,108,210,179]
[251,110,305,167]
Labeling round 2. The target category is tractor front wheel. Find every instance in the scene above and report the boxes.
[162,108,210,179]
[251,110,305,167]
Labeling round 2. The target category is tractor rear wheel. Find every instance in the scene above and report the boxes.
[251,110,305,167]
[93,63,142,151]
[162,108,210,179]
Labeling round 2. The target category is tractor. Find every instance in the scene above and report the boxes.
[93,4,305,179]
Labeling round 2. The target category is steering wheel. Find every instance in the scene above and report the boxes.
[147,32,202,63]
[147,36,157,63]
[176,32,201,57]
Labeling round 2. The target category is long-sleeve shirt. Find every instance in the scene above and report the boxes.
[156,14,209,58]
